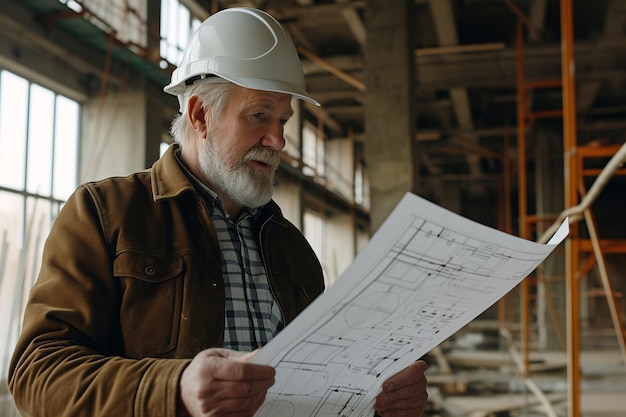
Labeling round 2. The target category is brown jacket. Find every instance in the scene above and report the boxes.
[8,144,325,417]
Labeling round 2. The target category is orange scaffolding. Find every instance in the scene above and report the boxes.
[511,1,626,417]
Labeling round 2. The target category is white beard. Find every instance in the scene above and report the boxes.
[198,135,280,209]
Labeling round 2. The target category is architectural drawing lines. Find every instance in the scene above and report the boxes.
[253,193,567,417]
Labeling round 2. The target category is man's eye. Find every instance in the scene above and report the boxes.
[279,118,288,126]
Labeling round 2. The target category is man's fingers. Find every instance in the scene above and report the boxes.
[375,360,429,417]
[203,353,276,382]
[180,348,276,417]
[382,360,428,392]
[376,379,428,411]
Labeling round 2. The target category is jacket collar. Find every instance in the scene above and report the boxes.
[150,143,196,201]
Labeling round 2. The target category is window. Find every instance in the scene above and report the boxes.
[0,71,80,408]
[160,141,170,157]
[303,209,327,284]
[58,0,148,49]
[282,100,302,163]
[302,122,325,178]
[160,0,201,67]
[354,157,370,209]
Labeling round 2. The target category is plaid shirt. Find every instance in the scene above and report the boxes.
[210,201,284,351]
[176,154,284,350]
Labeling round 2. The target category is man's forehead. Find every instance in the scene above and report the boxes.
[238,86,292,100]
[236,88,294,112]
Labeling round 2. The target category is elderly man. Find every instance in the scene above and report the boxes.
[9,7,427,417]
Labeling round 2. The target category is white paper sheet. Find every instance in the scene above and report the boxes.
[251,192,568,417]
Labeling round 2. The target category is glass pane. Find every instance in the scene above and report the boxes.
[23,196,50,288]
[0,71,29,190]
[66,1,83,13]
[160,0,196,65]
[79,0,147,47]
[0,190,25,252]
[0,71,78,416]
[303,210,324,261]
[160,0,169,52]
[316,136,325,176]
[160,141,170,157]
[355,164,363,205]
[0,191,25,372]
[302,124,316,176]
[177,5,190,52]
[166,0,179,64]
[283,101,300,161]
[125,0,146,46]
[53,96,79,200]
[26,84,54,196]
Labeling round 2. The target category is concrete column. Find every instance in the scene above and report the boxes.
[364,0,416,232]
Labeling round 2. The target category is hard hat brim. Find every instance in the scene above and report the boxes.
[224,76,320,107]
[165,75,320,107]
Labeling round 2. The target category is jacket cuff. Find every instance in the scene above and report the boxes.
[135,358,191,417]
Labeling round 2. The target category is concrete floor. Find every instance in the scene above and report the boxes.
[426,349,626,417]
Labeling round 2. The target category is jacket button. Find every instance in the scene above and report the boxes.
[210,280,218,287]
[145,266,155,275]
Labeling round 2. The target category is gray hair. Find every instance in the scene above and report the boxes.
[169,82,234,147]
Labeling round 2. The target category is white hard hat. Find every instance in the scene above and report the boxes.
[164,7,320,110]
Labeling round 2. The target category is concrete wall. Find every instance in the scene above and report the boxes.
[324,211,356,286]
[325,138,354,201]
[79,86,148,182]
[273,178,302,230]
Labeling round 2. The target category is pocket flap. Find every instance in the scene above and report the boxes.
[113,251,184,283]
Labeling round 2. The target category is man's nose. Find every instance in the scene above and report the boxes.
[261,122,286,151]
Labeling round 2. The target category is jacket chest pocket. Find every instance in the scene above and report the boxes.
[113,251,185,358]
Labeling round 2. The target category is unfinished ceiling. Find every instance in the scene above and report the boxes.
[251,0,626,203]
[6,0,626,214]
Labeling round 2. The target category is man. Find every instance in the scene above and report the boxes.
[9,7,427,417]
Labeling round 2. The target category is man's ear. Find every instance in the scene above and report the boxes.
[187,95,209,139]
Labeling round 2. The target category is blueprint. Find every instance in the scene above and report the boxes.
[251,192,569,417]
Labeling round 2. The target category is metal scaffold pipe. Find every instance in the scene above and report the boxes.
[538,141,626,245]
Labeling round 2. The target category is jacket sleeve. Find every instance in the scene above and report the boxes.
[8,185,190,417]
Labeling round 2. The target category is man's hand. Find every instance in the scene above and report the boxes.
[179,348,275,417]
[374,360,428,417]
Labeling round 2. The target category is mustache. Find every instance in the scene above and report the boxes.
[244,147,280,167]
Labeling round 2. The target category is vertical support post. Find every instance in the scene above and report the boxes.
[364,0,416,232]
[145,0,164,170]
[560,0,580,415]
[498,126,513,334]
[516,19,530,378]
